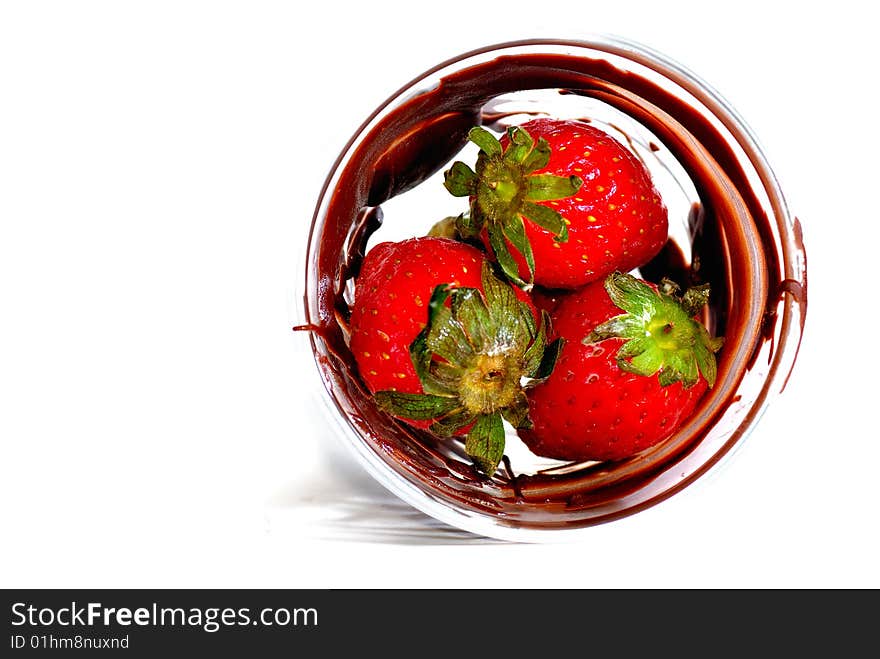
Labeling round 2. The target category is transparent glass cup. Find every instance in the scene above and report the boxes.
[295,37,807,542]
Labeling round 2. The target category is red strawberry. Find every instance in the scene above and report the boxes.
[444,118,668,289]
[518,272,723,463]
[349,236,562,474]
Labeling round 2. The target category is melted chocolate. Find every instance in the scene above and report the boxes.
[302,40,808,530]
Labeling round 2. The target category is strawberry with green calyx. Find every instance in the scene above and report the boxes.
[587,273,724,388]
[445,118,668,290]
[443,124,583,286]
[349,237,562,475]
[518,272,723,463]
[375,261,562,474]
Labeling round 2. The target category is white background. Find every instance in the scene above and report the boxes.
[2,1,877,588]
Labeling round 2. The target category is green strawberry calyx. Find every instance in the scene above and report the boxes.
[443,125,582,287]
[585,272,724,388]
[373,260,563,475]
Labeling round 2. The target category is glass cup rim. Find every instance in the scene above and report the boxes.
[299,36,806,542]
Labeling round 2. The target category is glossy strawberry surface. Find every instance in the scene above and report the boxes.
[519,275,717,463]
[349,237,487,397]
[500,118,668,289]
